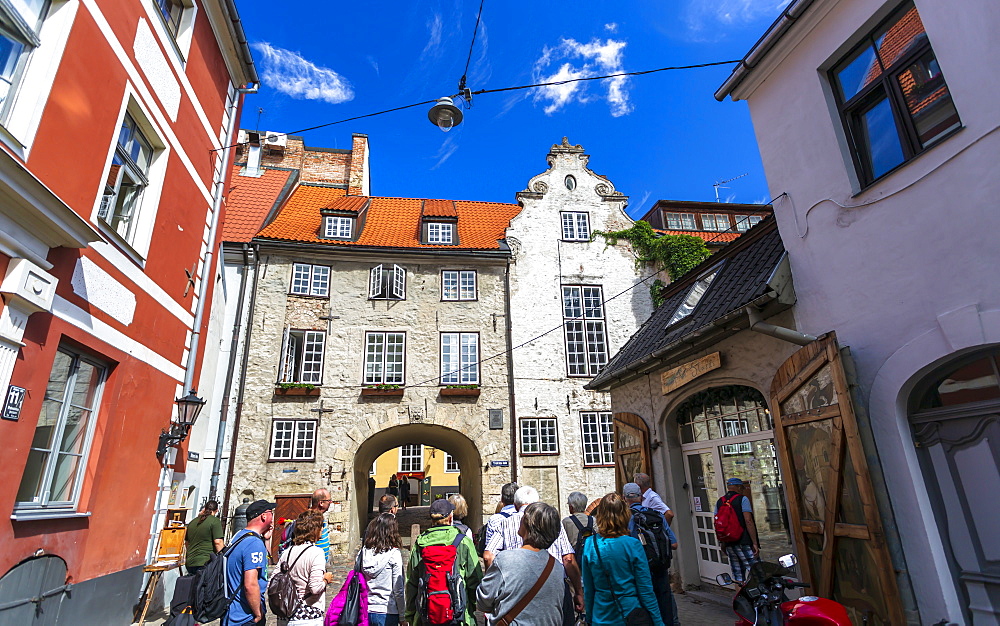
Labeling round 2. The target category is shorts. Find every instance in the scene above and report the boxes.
[724,543,759,584]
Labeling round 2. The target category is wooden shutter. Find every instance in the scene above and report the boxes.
[612,412,652,492]
[769,332,904,625]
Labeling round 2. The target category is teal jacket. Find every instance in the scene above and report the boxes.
[582,534,665,626]
[404,524,482,626]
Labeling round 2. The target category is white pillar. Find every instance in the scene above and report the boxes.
[0,258,57,392]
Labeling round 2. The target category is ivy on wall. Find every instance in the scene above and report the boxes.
[594,220,711,306]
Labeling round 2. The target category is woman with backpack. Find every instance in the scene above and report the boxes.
[581,493,663,626]
[276,510,334,625]
[361,512,406,626]
[184,500,223,576]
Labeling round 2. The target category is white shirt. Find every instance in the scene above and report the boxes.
[483,504,517,549]
[642,488,670,515]
[484,509,574,560]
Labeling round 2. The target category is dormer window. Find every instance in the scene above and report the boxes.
[369,264,406,300]
[668,264,722,326]
[427,222,454,244]
[561,212,590,241]
[324,215,353,239]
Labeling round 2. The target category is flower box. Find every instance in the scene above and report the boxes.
[274,386,320,397]
[439,387,481,398]
[361,387,404,398]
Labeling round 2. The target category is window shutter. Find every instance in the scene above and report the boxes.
[369,264,382,298]
[392,265,406,299]
[278,326,291,382]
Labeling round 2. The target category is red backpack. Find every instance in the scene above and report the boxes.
[416,533,467,625]
[714,493,746,544]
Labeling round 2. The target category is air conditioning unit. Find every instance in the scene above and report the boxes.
[264,132,287,153]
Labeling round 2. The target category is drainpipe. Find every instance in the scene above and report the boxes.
[746,305,817,346]
[221,244,262,525]
[208,243,252,501]
[503,260,517,483]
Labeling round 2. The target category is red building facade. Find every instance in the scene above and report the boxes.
[0,0,255,620]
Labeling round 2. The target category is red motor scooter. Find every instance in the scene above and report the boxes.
[716,554,853,626]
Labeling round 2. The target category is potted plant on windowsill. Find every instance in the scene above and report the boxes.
[361,384,404,397]
[440,384,480,397]
[273,383,321,396]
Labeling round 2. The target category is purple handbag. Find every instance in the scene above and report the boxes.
[325,563,369,626]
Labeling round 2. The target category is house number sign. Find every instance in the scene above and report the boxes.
[2,385,26,421]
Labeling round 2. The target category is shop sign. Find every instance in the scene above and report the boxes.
[661,352,721,395]
[2,385,26,421]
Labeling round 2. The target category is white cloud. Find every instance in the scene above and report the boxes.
[532,38,633,117]
[683,0,791,39]
[604,22,619,33]
[252,42,353,104]
[366,55,380,76]
[431,134,460,170]
[422,13,444,58]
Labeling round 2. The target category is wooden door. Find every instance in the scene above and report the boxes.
[613,412,652,492]
[272,494,310,556]
[769,333,903,625]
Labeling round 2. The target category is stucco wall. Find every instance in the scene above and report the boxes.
[730,0,1000,618]
[507,140,654,514]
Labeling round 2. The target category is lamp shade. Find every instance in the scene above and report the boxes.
[427,97,463,132]
[174,389,206,427]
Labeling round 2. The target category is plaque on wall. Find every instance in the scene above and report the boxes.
[488,409,503,429]
[2,385,26,421]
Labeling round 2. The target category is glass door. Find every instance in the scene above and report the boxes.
[685,449,729,582]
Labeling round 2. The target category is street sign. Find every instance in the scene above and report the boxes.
[2,385,26,421]
[187,451,200,462]
[489,460,510,468]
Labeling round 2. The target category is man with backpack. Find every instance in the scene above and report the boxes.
[404,498,482,626]
[714,477,760,588]
[561,491,594,565]
[224,499,274,625]
[624,483,678,626]
[476,481,518,557]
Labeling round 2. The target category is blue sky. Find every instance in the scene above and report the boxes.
[236,0,790,218]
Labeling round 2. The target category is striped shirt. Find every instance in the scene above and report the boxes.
[484,509,575,560]
[483,504,517,549]
[316,522,331,563]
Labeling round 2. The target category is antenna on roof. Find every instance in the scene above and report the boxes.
[255,107,264,133]
[713,173,749,202]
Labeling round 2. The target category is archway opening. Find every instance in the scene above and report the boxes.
[353,424,483,547]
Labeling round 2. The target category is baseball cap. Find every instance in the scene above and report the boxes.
[245,499,276,520]
[727,477,745,486]
[429,499,455,519]
[622,483,643,498]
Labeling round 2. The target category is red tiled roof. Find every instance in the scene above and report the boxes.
[323,196,368,213]
[422,199,458,217]
[256,185,522,250]
[222,166,293,242]
[654,228,742,244]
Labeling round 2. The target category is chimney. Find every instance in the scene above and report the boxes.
[348,134,370,196]
[244,131,262,176]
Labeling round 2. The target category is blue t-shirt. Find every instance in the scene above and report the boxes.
[628,504,678,544]
[226,529,269,624]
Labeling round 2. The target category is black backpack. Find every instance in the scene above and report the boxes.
[267,544,308,619]
[631,508,672,572]
[474,510,511,556]
[190,530,261,623]
[568,515,595,559]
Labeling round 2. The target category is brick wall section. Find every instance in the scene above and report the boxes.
[235,132,366,187]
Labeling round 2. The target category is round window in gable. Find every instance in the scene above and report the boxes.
[565,175,576,191]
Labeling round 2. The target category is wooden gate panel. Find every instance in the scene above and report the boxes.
[770,333,904,625]
[272,494,310,556]
[613,412,652,493]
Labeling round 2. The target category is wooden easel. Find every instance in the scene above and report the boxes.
[135,527,186,625]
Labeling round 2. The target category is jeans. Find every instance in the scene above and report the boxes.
[367,612,400,626]
[652,571,677,626]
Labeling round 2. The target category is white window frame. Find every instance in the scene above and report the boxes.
[290,263,330,297]
[581,411,615,467]
[520,418,559,455]
[701,214,732,232]
[279,328,326,384]
[97,112,154,245]
[364,331,405,385]
[427,222,454,244]
[324,215,353,239]
[269,419,317,461]
[667,265,722,326]
[561,211,590,241]
[369,264,406,300]
[370,460,376,475]
[562,285,609,377]
[734,215,763,232]
[445,453,460,473]
[0,0,46,121]
[664,212,697,231]
[399,444,423,473]
[440,332,479,385]
[15,346,107,514]
[441,270,477,301]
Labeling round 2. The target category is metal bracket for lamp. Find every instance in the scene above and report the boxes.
[157,423,191,460]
